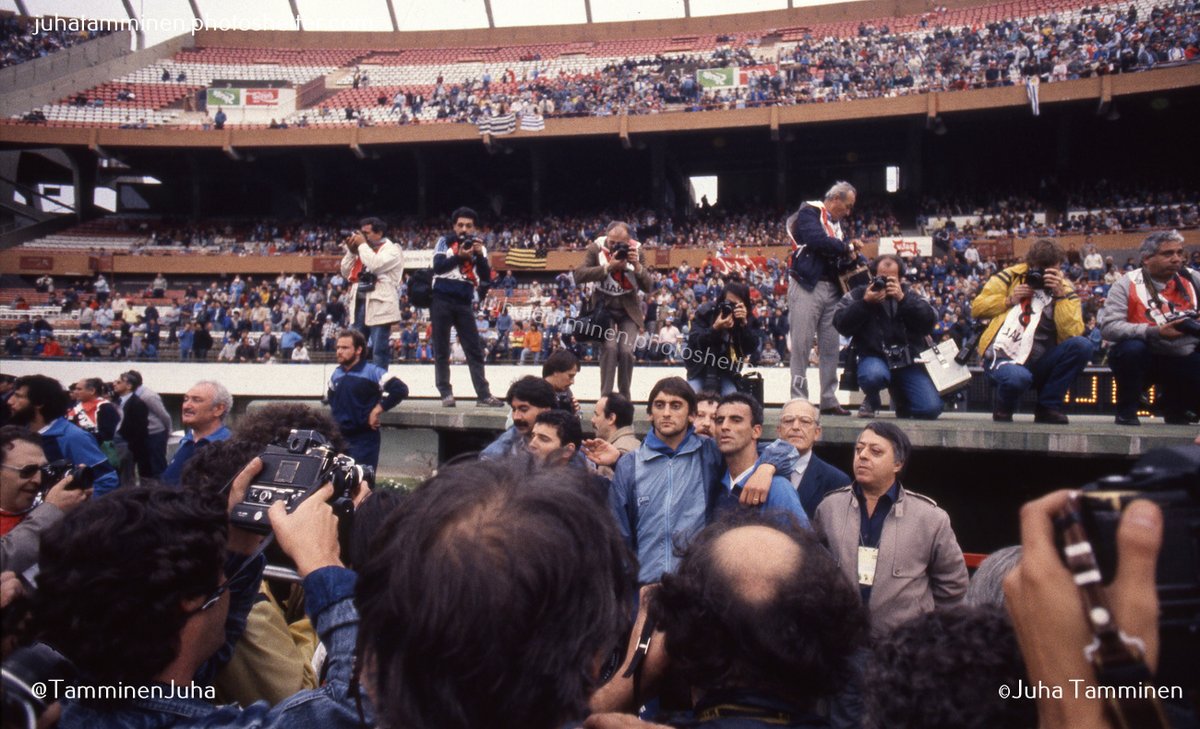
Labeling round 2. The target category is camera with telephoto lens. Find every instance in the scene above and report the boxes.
[230,430,371,535]
[1163,309,1200,337]
[39,460,92,491]
[355,269,376,294]
[716,300,736,319]
[870,276,889,291]
[610,242,631,261]
[1025,268,1046,290]
[1070,445,1200,689]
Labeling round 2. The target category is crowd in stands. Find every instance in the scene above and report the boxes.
[0,15,113,69]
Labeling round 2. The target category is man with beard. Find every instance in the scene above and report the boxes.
[327,330,408,472]
[8,375,118,496]
[526,410,584,469]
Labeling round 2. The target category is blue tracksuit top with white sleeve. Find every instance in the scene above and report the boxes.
[327,360,408,438]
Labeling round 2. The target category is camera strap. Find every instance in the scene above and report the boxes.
[1054,494,1169,729]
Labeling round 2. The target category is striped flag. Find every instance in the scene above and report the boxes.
[477,112,517,136]
[1025,76,1040,116]
[520,112,545,132]
[505,248,548,270]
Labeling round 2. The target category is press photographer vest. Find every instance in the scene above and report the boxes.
[1125,268,1198,326]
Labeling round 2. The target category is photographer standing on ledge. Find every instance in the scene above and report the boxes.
[685,281,761,396]
[341,217,403,370]
[787,181,866,416]
[431,207,503,408]
[1099,230,1200,425]
[970,239,1092,424]
[574,221,653,399]
[834,255,943,420]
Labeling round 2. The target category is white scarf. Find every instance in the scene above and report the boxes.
[594,236,640,297]
[993,290,1051,365]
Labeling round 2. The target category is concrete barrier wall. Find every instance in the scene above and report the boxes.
[0,359,829,405]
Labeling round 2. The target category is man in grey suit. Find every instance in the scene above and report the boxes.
[573,221,653,399]
[777,398,850,518]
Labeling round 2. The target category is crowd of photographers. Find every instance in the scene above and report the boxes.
[2,355,1197,728]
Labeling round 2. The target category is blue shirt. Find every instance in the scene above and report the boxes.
[160,425,232,487]
[715,468,810,529]
[40,417,119,496]
[280,331,303,350]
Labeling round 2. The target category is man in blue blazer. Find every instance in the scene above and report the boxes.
[777,398,851,517]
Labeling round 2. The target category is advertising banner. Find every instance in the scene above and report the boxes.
[696,67,737,89]
[879,236,933,257]
[206,88,241,107]
[738,64,778,84]
[244,88,280,106]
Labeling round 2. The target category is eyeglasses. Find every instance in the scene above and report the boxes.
[0,463,45,479]
[779,416,819,429]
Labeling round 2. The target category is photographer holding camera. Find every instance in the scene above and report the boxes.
[574,221,653,399]
[0,426,91,573]
[685,281,761,396]
[1098,230,1199,426]
[833,255,944,420]
[431,206,503,408]
[970,239,1093,424]
[341,216,403,370]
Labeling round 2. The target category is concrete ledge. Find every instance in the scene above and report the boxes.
[255,400,1196,459]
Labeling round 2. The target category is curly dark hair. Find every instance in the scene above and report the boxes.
[652,511,868,707]
[34,487,227,687]
[179,438,263,502]
[356,459,635,729]
[865,606,1035,729]
[232,403,348,453]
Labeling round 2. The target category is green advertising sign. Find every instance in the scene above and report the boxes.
[696,67,736,89]
[206,88,242,107]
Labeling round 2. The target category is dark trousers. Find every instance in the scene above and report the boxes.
[985,336,1093,412]
[345,430,381,473]
[1109,339,1200,420]
[431,295,492,400]
[147,430,169,477]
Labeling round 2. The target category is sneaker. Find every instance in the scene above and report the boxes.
[441,396,456,408]
[856,402,875,419]
[476,397,505,408]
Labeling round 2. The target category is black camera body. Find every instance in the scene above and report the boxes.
[870,275,889,291]
[40,461,92,491]
[230,430,371,535]
[610,242,631,261]
[1075,445,1200,688]
[1025,268,1046,290]
[355,269,377,294]
[1163,309,1200,337]
[716,300,736,319]
[883,343,914,370]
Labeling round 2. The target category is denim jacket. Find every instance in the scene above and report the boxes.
[58,566,371,729]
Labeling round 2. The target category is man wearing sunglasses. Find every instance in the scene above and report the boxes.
[34,464,370,728]
[0,426,91,573]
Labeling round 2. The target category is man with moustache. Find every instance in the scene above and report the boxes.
[481,376,558,460]
[691,390,720,438]
[525,410,584,469]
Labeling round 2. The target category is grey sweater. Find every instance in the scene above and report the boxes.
[1098,270,1199,357]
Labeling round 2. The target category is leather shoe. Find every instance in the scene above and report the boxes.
[820,405,851,417]
[1034,407,1070,425]
[441,396,456,408]
[476,397,505,408]
[992,409,1013,423]
[1114,414,1141,426]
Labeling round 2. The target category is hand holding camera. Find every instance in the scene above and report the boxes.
[1007,283,1034,306]
[864,277,888,304]
[343,231,365,251]
[41,466,91,513]
[714,300,737,330]
[458,236,480,259]
[268,482,343,578]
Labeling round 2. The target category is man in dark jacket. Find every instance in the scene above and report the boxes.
[833,255,943,420]
[112,372,152,485]
[787,182,865,415]
[685,282,760,396]
[776,398,851,517]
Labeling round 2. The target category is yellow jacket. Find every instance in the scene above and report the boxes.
[971,263,1084,356]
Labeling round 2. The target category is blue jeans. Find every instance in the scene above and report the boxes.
[354,299,391,370]
[985,336,1093,411]
[688,376,739,396]
[856,356,944,419]
[345,430,381,473]
[1108,338,1200,420]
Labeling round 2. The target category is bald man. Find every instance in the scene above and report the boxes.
[654,516,868,722]
[777,398,850,517]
